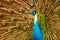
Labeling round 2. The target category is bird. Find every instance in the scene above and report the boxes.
[0,0,60,40]
[34,0,60,40]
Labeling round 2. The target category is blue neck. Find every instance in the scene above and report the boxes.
[34,14,43,40]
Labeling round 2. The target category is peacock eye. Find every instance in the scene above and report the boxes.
[11,17,16,22]
[22,15,27,19]
[8,9,14,13]
[57,11,60,16]
[49,10,53,15]
[29,20,32,24]
[46,18,49,23]
[16,23,21,27]
[44,8,47,11]
[52,20,57,23]
[7,0,13,3]
[54,28,58,33]
[50,1,54,6]
[22,26,27,31]
[0,34,5,37]
[58,0,60,5]
[31,0,35,3]
[19,8,25,13]
[8,28,12,32]
[2,20,7,25]
[48,23,51,27]
[0,13,3,18]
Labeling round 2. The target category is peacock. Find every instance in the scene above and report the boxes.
[33,0,60,40]
[0,0,60,40]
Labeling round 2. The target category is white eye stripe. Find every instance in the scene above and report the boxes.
[34,14,37,23]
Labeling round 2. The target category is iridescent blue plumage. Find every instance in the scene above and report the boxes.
[34,14,43,40]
